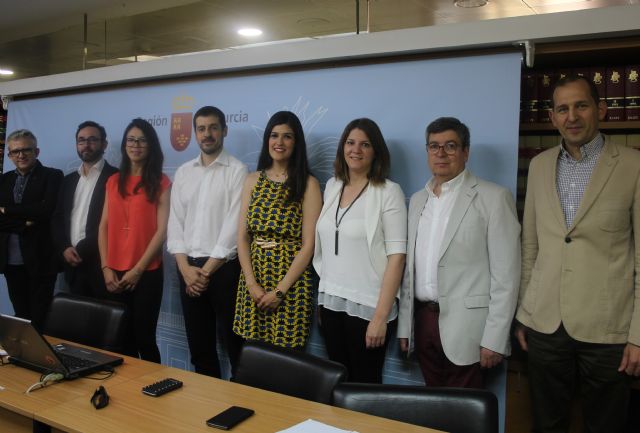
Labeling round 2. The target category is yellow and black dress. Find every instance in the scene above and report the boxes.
[233,172,313,348]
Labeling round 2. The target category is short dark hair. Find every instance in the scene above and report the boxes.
[257,111,310,203]
[193,106,227,130]
[76,120,107,142]
[426,117,470,149]
[552,74,600,107]
[334,118,390,185]
[119,118,164,202]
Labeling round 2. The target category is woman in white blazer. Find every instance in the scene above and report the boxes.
[313,118,407,383]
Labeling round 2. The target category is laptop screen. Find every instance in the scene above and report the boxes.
[0,314,67,375]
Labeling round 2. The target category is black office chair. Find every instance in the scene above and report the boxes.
[233,340,347,404]
[333,383,499,433]
[43,293,128,353]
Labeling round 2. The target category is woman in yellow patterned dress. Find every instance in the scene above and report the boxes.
[233,111,322,348]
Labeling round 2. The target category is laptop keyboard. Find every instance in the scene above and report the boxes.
[56,352,98,370]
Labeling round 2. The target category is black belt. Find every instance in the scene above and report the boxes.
[187,256,208,267]
[187,256,238,268]
[416,300,440,312]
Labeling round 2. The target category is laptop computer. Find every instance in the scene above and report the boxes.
[0,314,124,379]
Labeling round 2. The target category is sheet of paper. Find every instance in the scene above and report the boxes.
[277,419,358,433]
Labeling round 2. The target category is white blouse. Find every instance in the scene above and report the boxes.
[314,178,407,320]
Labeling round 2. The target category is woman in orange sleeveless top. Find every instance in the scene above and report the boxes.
[98,118,171,362]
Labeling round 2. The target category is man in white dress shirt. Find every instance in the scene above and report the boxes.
[167,106,247,378]
[398,117,520,388]
[52,121,118,298]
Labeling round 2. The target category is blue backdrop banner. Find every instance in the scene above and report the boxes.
[3,51,521,431]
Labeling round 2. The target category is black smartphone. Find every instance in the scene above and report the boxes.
[206,406,255,430]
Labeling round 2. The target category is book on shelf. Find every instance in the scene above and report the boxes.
[538,70,556,123]
[590,67,606,104]
[557,69,572,80]
[606,66,625,121]
[521,72,539,123]
[625,65,639,121]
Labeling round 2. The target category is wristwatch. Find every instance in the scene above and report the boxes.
[274,289,284,299]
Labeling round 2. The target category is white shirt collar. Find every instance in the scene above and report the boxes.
[426,168,467,197]
[192,149,230,168]
[77,158,105,177]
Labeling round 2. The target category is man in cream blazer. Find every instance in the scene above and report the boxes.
[515,75,640,433]
[398,117,520,388]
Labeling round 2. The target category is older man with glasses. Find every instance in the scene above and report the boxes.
[51,121,118,298]
[398,117,521,388]
[0,129,63,330]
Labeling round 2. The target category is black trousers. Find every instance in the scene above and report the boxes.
[109,267,163,363]
[64,257,108,299]
[179,257,242,378]
[4,264,56,331]
[527,323,631,433]
[319,306,391,383]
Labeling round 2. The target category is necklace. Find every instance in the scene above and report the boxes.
[121,175,138,238]
[267,169,287,180]
[122,195,132,238]
[334,181,369,255]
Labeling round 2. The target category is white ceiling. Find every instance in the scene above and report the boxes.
[0,0,637,80]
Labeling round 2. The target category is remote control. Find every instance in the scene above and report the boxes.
[142,378,183,397]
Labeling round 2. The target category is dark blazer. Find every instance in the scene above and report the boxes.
[51,161,118,266]
[0,160,64,273]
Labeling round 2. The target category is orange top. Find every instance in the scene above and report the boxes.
[105,173,171,271]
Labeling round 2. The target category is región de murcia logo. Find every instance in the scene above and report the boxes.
[171,96,193,151]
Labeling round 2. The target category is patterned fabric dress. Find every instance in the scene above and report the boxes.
[233,172,313,348]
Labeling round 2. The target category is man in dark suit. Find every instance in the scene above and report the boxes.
[51,121,118,298]
[0,129,63,330]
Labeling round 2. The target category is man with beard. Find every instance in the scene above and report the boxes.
[167,106,247,378]
[52,121,118,298]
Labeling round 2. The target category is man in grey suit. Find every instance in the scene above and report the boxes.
[398,117,520,388]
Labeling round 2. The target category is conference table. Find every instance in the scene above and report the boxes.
[0,339,443,433]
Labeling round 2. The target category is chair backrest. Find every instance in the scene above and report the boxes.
[233,340,347,404]
[333,383,499,433]
[43,293,128,353]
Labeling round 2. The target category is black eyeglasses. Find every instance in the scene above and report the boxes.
[8,147,35,157]
[426,142,461,155]
[77,137,102,145]
[126,136,148,148]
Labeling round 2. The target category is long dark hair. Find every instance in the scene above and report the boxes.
[257,111,310,203]
[334,118,390,185]
[118,118,164,202]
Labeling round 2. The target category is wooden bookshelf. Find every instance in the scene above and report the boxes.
[517,36,640,215]
[509,35,640,433]
[532,36,640,69]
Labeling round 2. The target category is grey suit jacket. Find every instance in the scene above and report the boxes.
[398,170,521,365]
